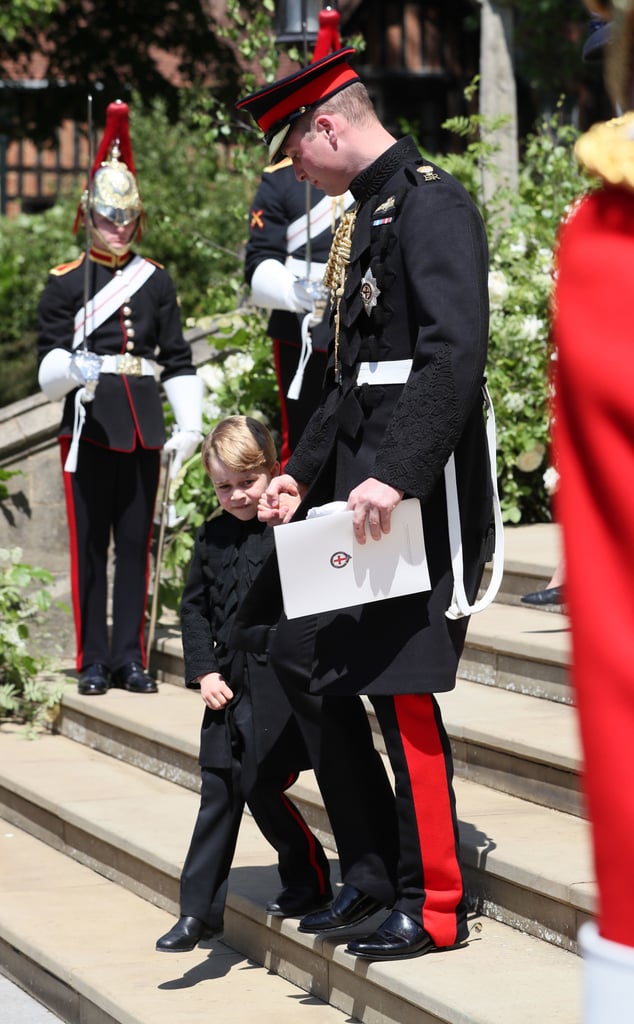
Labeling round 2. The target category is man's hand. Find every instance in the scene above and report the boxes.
[347,477,404,544]
[258,473,307,526]
[199,672,234,710]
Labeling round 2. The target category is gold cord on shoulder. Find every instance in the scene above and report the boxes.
[575,111,634,191]
[323,206,358,382]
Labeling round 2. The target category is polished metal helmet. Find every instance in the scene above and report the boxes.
[74,100,145,238]
[92,142,143,227]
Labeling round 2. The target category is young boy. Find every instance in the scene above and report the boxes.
[156,416,331,952]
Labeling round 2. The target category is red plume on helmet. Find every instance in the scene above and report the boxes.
[74,100,144,237]
[311,6,342,61]
[91,100,138,179]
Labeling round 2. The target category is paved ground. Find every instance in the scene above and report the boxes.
[0,975,61,1023]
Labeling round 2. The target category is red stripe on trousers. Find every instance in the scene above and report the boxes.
[279,771,328,895]
[393,692,463,946]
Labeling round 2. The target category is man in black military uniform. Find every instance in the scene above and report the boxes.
[244,159,354,466]
[235,49,494,960]
[37,100,203,696]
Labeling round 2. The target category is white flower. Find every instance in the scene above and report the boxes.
[521,314,544,342]
[509,232,527,256]
[543,466,560,495]
[488,270,509,308]
[224,352,255,379]
[202,396,224,421]
[198,364,225,392]
[504,392,526,413]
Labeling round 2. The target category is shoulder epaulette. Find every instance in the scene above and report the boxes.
[416,163,442,183]
[263,156,292,174]
[143,256,165,270]
[49,256,83,276]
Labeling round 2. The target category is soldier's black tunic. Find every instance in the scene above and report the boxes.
[37,250,197,673]
[244,159,352,462]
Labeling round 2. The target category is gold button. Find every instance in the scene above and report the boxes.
[126,340,134,351]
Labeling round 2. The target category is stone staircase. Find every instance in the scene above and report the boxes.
[0,522,587,1023]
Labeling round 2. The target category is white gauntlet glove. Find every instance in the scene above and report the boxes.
[38,348,102,402]
[250,259,316,314]
[163,374,204,479]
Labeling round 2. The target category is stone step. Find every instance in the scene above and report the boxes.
[0,815,352,1024]
[460,602,571,704]
[0,793,583,1024]
[59,654,582,825]
[486,521,563,607]
[0,702,594,955]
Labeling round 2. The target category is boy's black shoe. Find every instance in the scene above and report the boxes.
[266,885,334,917]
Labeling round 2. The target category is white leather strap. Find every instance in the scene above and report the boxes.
[73,256,157,349]
[286,191,355,253]
[287,313,315,401]
[445,382,504,619]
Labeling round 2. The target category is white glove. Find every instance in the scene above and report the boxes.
[250,259,316,313]
[163,430,202,479]
[163,374,203,479]
[38,348,101,402]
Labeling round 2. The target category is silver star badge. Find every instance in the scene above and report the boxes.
[360,267,380,316]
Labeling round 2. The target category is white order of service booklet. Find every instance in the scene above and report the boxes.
[273,497,431,620]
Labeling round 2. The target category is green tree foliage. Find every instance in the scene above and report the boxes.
[0,0,59,41]
[0,0,274,142]
[426,100,591,524]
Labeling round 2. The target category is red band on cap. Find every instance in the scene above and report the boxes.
[256,63,358,134]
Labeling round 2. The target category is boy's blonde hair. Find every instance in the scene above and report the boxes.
[201,416,277,476]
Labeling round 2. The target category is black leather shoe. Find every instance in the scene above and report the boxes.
[266,885,333,917]
[155,916,219,952]
[346,910,439,960]
[521,586,564,607]
[111,662,158,694]
[298,884,383,933]
[78,663,110,696]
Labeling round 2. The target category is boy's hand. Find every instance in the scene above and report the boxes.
[258,473,306,525]
[199,672,234,709]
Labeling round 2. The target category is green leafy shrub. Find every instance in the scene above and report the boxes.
[156,308,279,616]
[424,103,590,524]
[0,543,66,734]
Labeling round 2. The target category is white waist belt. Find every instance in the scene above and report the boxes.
[100,355,157,377]
[356,359,412,385]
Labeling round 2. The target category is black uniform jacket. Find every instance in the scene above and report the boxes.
[233,137,493,699]
[181,512,307,772]
[244,158,340,353]
[37,251,196,451]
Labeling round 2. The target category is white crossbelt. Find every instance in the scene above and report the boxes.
[72,256,157,349]
[353,358,504,617]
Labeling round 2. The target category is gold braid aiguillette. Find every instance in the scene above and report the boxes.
[323,206,357,383]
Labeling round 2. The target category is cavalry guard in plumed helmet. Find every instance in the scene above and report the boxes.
[37,99,203,696]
